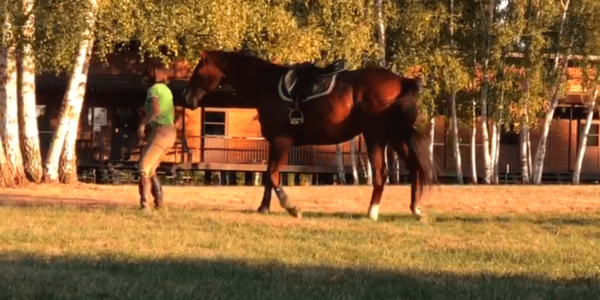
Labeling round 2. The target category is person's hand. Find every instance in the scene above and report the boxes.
[137,124,146,139]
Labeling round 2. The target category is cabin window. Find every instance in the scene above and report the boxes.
[203,111,226,136]
[585,124,599,147]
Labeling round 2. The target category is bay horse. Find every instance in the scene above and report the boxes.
[182,50,436,221]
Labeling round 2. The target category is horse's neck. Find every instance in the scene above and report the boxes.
[230,65,288,108]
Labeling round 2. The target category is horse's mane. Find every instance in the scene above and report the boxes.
[208,50,290,73]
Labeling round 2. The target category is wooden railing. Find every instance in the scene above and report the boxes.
[41,133,367,168]
[176,136,363,167]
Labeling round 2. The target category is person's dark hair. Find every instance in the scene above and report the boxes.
[143,61,172,85]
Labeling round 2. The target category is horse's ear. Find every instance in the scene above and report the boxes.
[200,51,207,58]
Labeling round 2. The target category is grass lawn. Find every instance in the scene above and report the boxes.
[0,184,599,299]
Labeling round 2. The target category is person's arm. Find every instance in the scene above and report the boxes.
[138,94,161,138]
[140,97,161,127]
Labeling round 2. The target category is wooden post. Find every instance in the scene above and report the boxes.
[180,107,187,165]
[568,104,573,171]
[199,107,205,162]
[204,170,212,185]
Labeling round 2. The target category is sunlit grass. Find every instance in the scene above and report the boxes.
[0,187,599,300]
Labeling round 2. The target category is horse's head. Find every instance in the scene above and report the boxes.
[182,50,286,109]
[182,51,229,109]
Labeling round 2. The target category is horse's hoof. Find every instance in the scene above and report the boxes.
[411,206,426,221]
[257,206,270,215]
[286,206,302,219]
[368,204,379,221]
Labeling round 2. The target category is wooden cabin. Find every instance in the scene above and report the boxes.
[34,48,600,184]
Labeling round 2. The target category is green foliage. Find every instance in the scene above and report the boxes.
[4,0,600,128]
[34,0,92,74]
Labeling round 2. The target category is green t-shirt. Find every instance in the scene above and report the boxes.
[145,83,174,126]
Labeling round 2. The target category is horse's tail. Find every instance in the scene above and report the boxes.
[393,79,438,193]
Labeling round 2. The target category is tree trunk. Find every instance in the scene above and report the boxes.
[573,90,598,184]
[366,156,373,185]
[489,122,498,184]
[0,137,15,187]
[532,0,571,184]
[335,143,346,185]
[350,138,359,185]
[520,123,530,183]
[43,0,97,183]
[17,0,42,183]
[429,117,435,166]
[493,126,501,184]
[449,91,464,184]
[470,100,478,184]
[357,136,370,184]
[0,13,27,185]
[375,0,386,67]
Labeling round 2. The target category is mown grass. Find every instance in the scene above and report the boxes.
[0,188,599,300]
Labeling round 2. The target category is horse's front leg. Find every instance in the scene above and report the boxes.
[257,169,273,214]
[257,137,302,218]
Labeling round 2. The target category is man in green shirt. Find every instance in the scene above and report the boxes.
[137,61,178,210]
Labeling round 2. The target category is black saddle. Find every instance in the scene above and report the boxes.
[284,59,347,99]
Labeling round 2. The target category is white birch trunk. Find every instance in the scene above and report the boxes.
[449,91,464,184]
[44,0,97,183]
[0,136,14,187]
[493,126,501,184]
[375,0,386,68]
[489,122,498,174]
[350,138,359,185]
[335,143,346,185]
[383,145,389,184]
[366,156,373,186]
[573,90,598,184]
[520,123,530,183]
[532,0,571,184]
[18,0,43,183]
[0,13,26,184]
[357,135,369,184]
[429,117,435,167]
[470,101,478,184]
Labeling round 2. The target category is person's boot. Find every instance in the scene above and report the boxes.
[150,176,164,210]
[139,175,152,210]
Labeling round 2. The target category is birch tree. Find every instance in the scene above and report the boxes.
[350,138,360,184]
[512,0,550,183]
[448,0,464,184]
[0,136,14,187]
[531,0,573,184]
[572,0,600,184]
[0,2,27,185]
[17,0,42,182]
[573,66,599,184]
[386,0,462,182]
[43,0,98,183]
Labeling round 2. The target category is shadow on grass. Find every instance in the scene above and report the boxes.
[0,252,598,300]
[431,214,600,227]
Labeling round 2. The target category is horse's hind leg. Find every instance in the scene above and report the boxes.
[365,139,388,221]
[389,139,423,219]
[258,137,302,219]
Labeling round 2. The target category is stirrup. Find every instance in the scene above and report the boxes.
[289,108,304,125]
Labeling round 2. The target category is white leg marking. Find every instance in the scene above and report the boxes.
[413,206,422,217]
[368,204,380,221]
